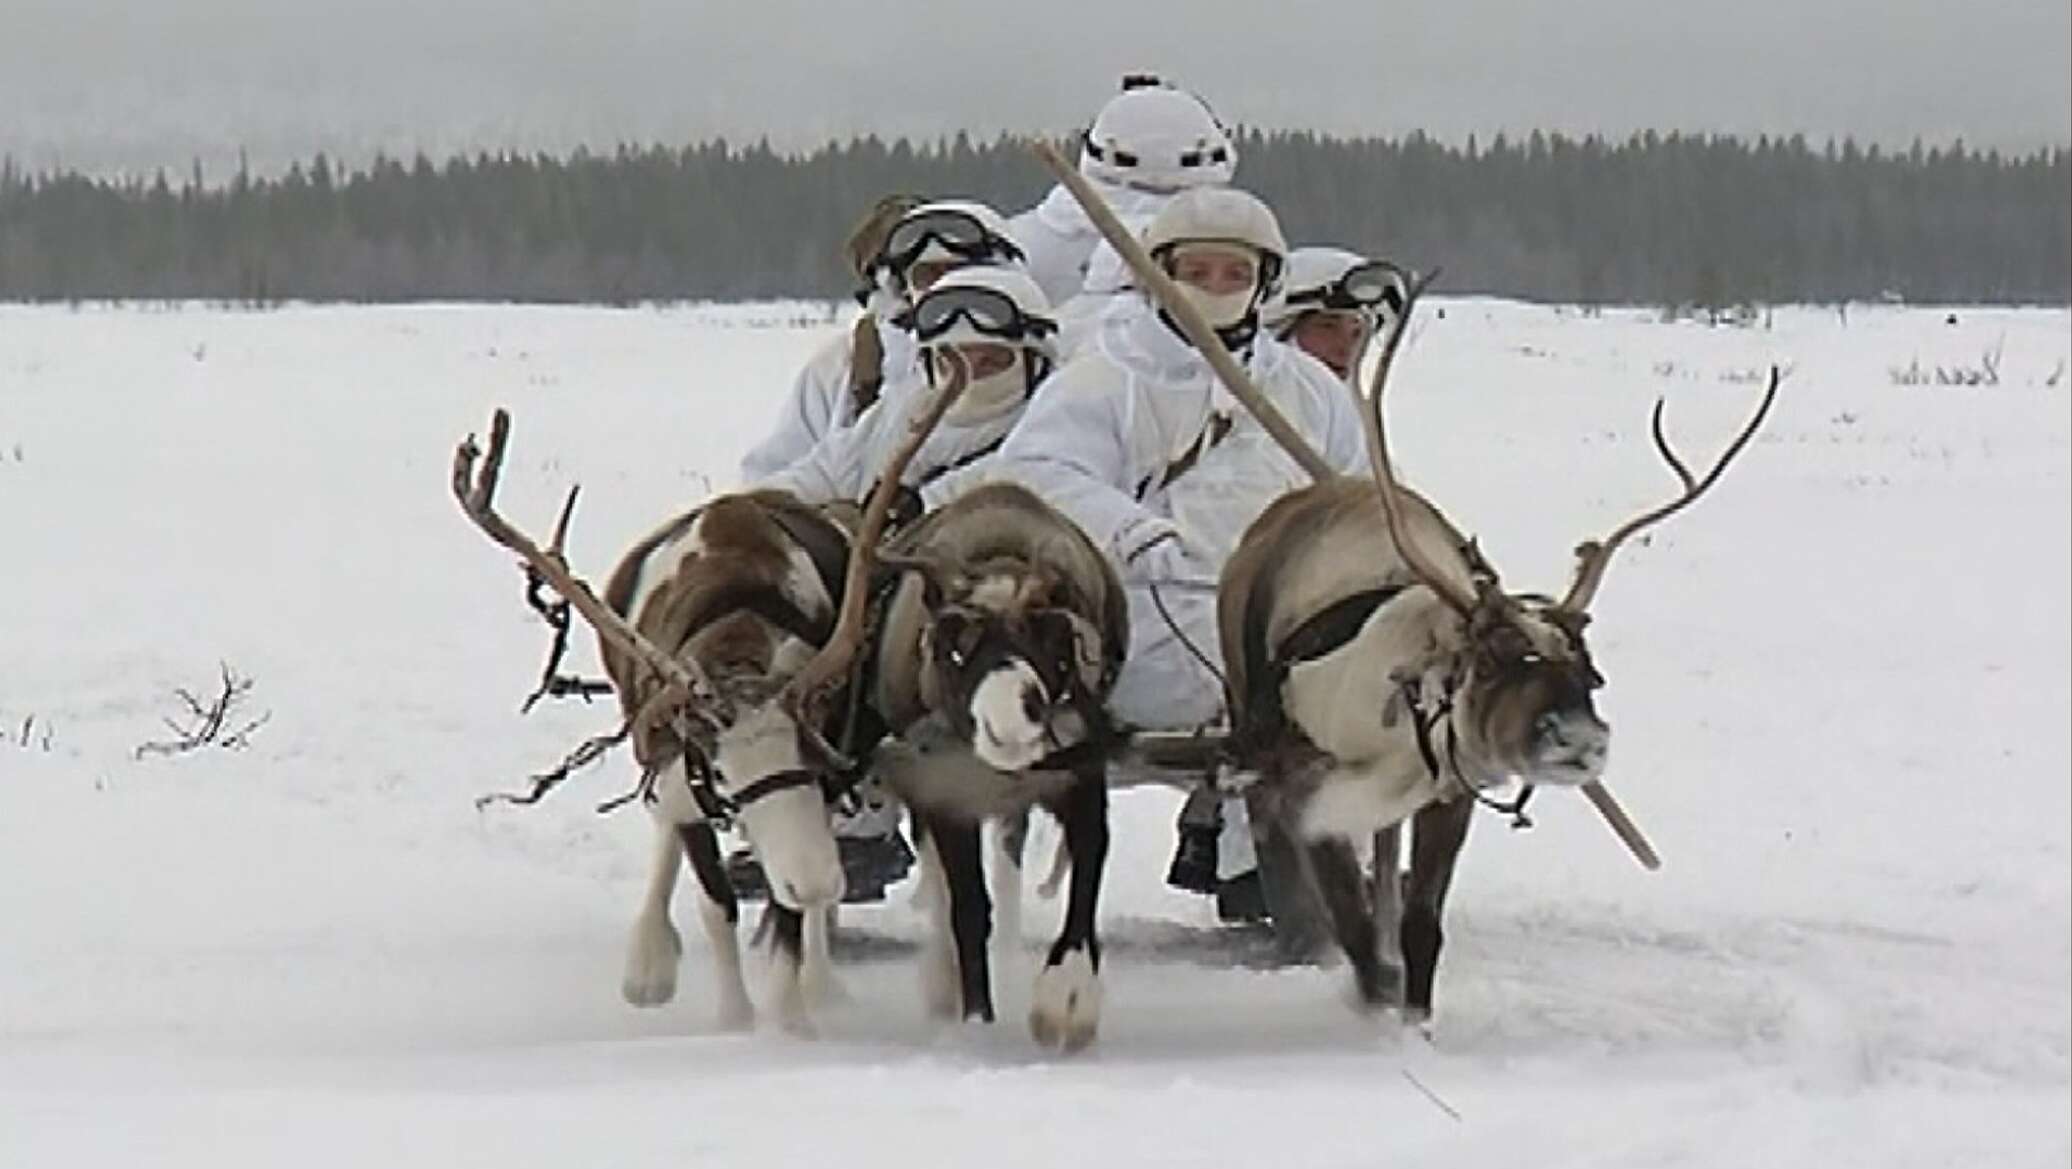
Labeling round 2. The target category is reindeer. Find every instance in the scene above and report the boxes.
[452,363,973,1034]
[592,489,858,1034]
[863,482,1128,1052]
[1218,277,1776,1022]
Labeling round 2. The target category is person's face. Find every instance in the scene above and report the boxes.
[1289,309,1371,379]
[1168,243,1257,296]
[907,259,958,294]
[953,341,1018,380]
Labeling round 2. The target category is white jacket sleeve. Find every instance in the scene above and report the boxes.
[754,395,889,504]
[989,362,1175,566]
[914,453,992,512]
[1293,350,1373,477]
[738,332,853,483]
[1007,200,1096,309]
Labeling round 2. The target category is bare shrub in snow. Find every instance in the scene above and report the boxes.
[9,714,55,753]
[133,663,271,760]
[1889,338,2005,388]
[1723,363,1792,384]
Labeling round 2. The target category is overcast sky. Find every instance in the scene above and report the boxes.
[3,0,2066,177]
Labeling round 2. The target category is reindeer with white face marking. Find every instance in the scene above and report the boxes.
[592,489,857,1034]
[864,482,1127,1052]
[1220,282,1776,1022]
[454,391,957,1035]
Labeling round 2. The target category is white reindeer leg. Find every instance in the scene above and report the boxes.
[989,816,1027,960]
[915,835,958,1020]
[762,903,817,1037]
[622,818,686,1008]
[697,889,755,1031]
[1035,834,1071,899]
[1030,774,1107,1053]
[1371,824,1406,984]
[799,904,848,1007]
[670,819,754,1031]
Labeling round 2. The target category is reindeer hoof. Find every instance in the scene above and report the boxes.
[621,915,682,1007]
[800,929,849,1008]
[771,973,820,1039]
[1029,950,1102,1053]
[1398,1004,1436,1040]
[716,996,756,1033]
[773,984,820,1038]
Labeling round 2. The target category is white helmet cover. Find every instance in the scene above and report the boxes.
[1142,187,1289,290]
[906,263,1059,363]
[876,199,1024,287]
[1079,76,1237,193]
[1261,246,1372,332]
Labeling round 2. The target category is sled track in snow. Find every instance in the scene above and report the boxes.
[815,902,2065,1088]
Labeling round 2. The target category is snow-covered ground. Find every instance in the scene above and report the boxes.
[2,299,2066,1167]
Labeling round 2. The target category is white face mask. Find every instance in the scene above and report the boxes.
[1175,283,1255,330]
[940,358,1027,426]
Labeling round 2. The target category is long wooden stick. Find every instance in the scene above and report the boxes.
[1030,141,1337,483]
[1582,782,1661,870]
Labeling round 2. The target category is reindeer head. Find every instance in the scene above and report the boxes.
[642,659,845,903]
[1425,588,1608,789]
[900,557,1112,773]
[1357,270,1774,797]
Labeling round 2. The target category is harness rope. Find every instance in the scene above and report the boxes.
[1395,674,1536,829]
[1147,577,1233,724]
[1233,581,1538,829]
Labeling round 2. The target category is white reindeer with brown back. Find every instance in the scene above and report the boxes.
[451,357,976,1035]
[1218,273,1776,1020]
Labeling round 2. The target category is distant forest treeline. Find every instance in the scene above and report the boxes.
[1,130,2066,307]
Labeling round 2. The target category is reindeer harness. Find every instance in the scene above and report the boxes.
[1252,583,1535,828]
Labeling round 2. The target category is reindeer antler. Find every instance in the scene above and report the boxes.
[1357,267,1485,618]
[1559,367,1780,613]
[452,410,728,719]
[779,349,977,721]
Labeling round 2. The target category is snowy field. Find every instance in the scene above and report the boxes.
[2,299,2066,1167]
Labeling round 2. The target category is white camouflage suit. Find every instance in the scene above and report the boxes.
[1007,183,1185,357]
[979,303,1369,731]
[754,365,1023,508]
[737,309,922,483]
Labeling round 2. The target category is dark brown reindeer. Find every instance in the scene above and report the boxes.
[1218,274,1777,1021]
[451,358,975,1035]
[864,482,1128,1052]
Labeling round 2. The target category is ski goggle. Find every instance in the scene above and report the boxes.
[879,209,1023,273]
[1283,259,1408,315]
[899,285,1057,345]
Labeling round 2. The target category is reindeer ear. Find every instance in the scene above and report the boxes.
[1031,564,1072,606]
[1547,607,1592,638]
[877,553,953,610]
[910,559,968,611]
